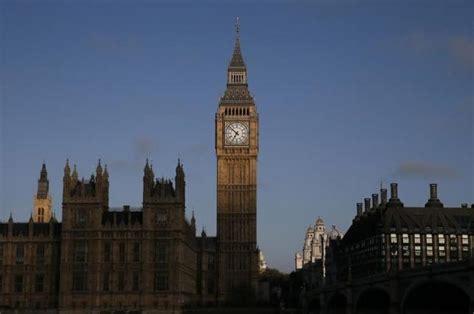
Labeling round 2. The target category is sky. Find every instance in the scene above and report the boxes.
[1,0,473,272]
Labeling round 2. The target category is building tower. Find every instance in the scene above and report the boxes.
[33,162,53,223]
[215,18,259,301]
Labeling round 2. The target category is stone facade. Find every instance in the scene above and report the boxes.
[0,24,260,312]
[215,23,259,301]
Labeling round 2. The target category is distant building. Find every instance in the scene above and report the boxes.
[295,217,343,271]
[335,183,473,281]
[258,251,268,273]
[302,183,474,313]
[294,217,343,290]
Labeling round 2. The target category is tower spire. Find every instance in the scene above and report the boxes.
[37,162,49,199]
[229,17,245,69]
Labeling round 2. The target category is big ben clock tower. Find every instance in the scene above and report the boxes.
[216,18,259,301]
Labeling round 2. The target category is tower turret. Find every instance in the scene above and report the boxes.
[175,158,185,202]
[33,162,53,223]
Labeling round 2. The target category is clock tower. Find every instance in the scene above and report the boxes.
[215,19,259,301]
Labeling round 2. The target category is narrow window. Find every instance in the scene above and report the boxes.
[154,272,168,291]
[118,272,125,291]
[119,242,125,263]
[103,272,110,291]
[74,241,87,264]
[15,275,23,293]
[35,274,44,292]
[16,244,25,265]
[133,242,140,262]
[104,242,111,262]
[72,271,87,291]
[0,243,4,265]
[36,244,45,265]
[155,242,168,263]
[132,271,139,291]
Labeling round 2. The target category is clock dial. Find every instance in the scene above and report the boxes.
[225,122,249,145]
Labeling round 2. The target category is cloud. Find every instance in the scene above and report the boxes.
[401,31,474,70]
[397,161,459,179]
[135,137,156,158]
[448,36,474,69]
[109,136,157,173]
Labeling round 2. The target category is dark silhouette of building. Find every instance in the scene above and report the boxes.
[302,183,474,314]
[0,22,260,312]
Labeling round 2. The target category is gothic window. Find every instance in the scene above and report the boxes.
[16,244,25,265]
[156,212,167,224]
[0,243,3,265]
[72,271,87,291]
[103,242,111,262]
[207,276,215,294]
[14,275,23,293]
[35,274,44,292]
[0,275,2,293]
[119,242,125,263]
[154,272,168,291]
[36,244,45,265]
[133,242,140,262]
[103,272,110,291]
[155,242,168,263]
[132,271,139,291]
[74,241,87,263]
[38,208,44,222]
[117,272,125,291]
[76,210,87,227]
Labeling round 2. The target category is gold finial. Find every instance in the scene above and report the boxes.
[235,17,240,38]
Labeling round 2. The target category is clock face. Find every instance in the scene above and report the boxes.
[225,121,249,145]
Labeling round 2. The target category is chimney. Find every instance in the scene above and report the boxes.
[380,189,388,204]
[387,183,403,208]
[390,183,398,200]
[429,183,438,199]
[356,203,363,216]
[372,194,379,208]
[364,198,371,212]
[425,183,443,208]
[461,203,468,208]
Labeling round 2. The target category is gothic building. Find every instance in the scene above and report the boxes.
[0,22,260,313]
[215,18,259,301]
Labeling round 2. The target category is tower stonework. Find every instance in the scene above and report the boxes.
[215,22,259,301]
[33,163,53,223]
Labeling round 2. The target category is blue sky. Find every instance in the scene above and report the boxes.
[1,0,473,272]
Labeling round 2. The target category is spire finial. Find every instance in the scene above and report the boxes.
[235,17,240,38]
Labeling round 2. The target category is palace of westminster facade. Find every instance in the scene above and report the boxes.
[0,26,259,312]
